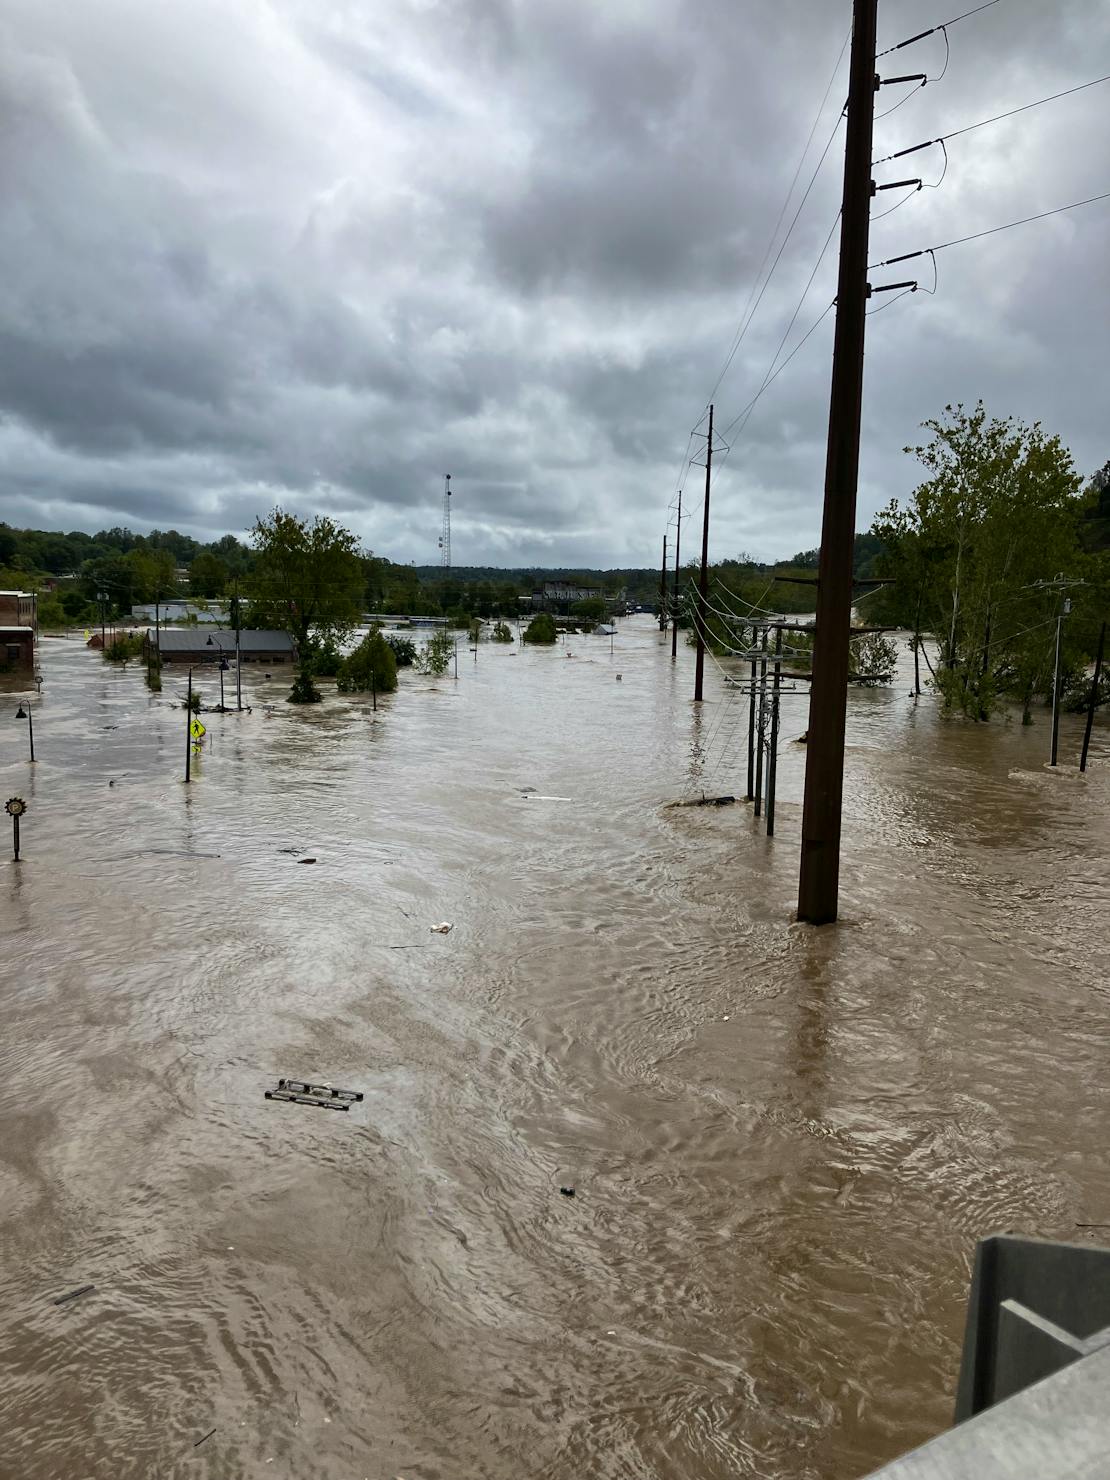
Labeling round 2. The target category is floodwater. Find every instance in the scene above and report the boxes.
[1,619,1108,1480]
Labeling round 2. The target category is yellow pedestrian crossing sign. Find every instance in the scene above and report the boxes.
[190,718,206,740]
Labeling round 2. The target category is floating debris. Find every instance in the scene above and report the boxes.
[265,1089,349,1112]
[193,1429,217,1449]
[297,857,317,865]
[666,795,736,809]
[559,1187,576,1198]
[430,922,454,934]
[277,1078,363,1103]
[53,1284,95,1306]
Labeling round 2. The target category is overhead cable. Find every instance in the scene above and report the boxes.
[703,28,850,410]
[878,0,1001,57]
[870,190,1110,267]
[874,73,1110,165]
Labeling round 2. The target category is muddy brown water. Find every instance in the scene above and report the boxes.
[1,620,1108,1480]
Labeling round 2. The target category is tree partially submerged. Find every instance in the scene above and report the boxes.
[247,510,364,703]
[870,403,1105,720]
[522,612,557,644]
[336,630,398,694]
[415,628,454,676]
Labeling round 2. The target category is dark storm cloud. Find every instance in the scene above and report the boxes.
[0,0,1107,565]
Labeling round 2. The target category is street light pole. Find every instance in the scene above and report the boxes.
[232,578,242,711]
[15,703,35,762]
[185,669,193,783]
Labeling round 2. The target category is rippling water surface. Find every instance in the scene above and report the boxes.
[2,620,1108,1480]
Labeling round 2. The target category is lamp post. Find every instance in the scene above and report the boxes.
[184,659,217,783]
[205,635,232,711]
[185,668,195,783]
[15,702,35,762]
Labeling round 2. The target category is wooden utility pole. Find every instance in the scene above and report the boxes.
[746,639,757,800]
[1049,596,1071,767]
[766,625,784,836]
[671,488,683,659]
[797,0,879,925]
[693,404,714,702]
[754,625,769,816]
[659,535,669,632]
[1079,621,1105,773]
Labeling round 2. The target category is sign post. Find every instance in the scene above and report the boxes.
[6,797,27,860]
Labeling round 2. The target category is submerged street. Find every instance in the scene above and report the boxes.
[2,620,1108,1479]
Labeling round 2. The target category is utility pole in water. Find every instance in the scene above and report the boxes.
[659,535,669,632]
[1050,594,1072,767]
[693,404,714,703]
[671,488,683,660]
[1079,621,1106,773]
[797,0,879,925]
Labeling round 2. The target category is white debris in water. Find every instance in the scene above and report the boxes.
[430,922,454,934]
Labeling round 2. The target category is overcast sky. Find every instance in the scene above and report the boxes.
[1,0,1107,567]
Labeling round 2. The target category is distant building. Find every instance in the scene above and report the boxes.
[132,601,227,624]
[0,591,37,628]
[530,581,604,610]
[0,627,35,672]
[147,628,296,664]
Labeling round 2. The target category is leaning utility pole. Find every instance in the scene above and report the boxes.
[693,404,714,702]
[671,488,683,659]
[797,0,879,925]
[659,535,669,632]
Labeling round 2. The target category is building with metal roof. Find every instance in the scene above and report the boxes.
[146,628,296,663]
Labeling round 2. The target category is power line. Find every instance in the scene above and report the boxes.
[878,0,1001,57]
[704,29,850,410]
[720,298,836,443]
[874,73,1110,164]
[870,189,1110,266]
[666,29,850,522]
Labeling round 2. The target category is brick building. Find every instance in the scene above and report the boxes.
[0,591,37,628]
[0,627,35,673]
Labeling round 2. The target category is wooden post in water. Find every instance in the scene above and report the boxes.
[693,404,714,703]
[671,488,683,660]
[751,630,763,805]
[659,534,669,633]
[797,0,879,923]
[1050,597,1070,767]
[1079,620,1106,773]
[766,625,783,836]
[754,626,769,818]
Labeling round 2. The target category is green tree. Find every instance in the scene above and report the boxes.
[336,630,398,693]
[871,403,1090,720]
[415,628,454,676]
[188,551,230,598]
[571,596,607,621]
[247,509,365,703]
[384,634,417,666]
[523,612,557,644]
[128,546,179,605]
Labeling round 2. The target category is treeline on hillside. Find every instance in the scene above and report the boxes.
[0,521,431,629]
